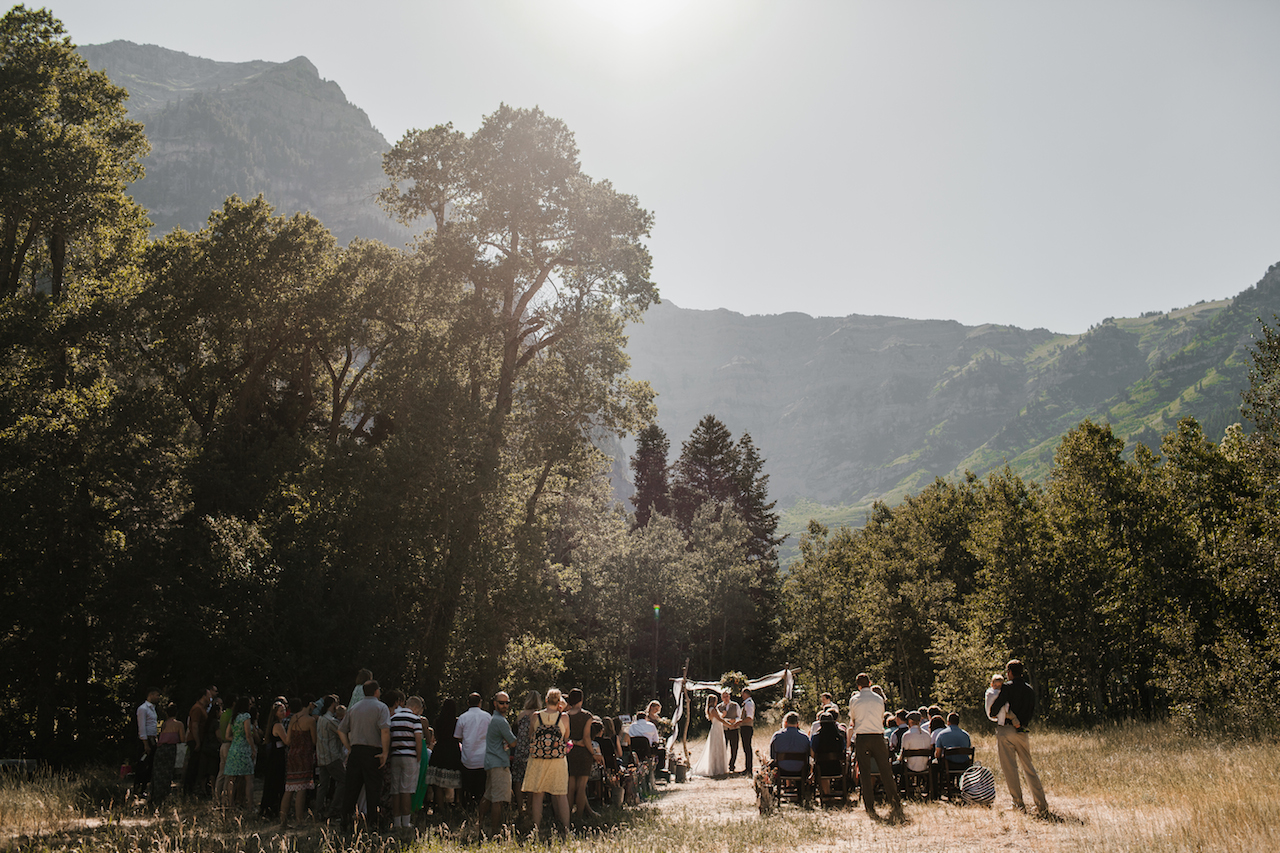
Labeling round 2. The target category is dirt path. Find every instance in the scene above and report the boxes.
[654,771,761,824]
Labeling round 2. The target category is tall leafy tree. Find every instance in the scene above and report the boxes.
[0,5,149,298]
[0,7,157,759]
[377,106,659,697]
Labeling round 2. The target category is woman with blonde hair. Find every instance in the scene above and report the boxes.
[521,688,571,836]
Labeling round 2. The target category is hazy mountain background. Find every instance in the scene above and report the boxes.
[80,41,1280,562]
[77,41,409,246]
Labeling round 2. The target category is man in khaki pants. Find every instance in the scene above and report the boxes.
[987,660,1049,816]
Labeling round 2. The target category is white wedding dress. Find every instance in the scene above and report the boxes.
[692,718,730,777]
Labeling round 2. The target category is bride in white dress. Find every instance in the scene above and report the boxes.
[692,694,731,777]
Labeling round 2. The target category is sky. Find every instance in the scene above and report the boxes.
[48,0,1280,333]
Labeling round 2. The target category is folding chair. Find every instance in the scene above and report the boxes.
[899,748,934,800]
[814,751,849,805]
[772,751,811,806]
[937,747,975,801]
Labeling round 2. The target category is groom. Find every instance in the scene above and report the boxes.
[718,689,742,772]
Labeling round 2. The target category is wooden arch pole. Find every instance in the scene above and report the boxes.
[680,658,691,764]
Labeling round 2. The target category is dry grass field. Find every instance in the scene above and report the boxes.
[3,723,1277,853]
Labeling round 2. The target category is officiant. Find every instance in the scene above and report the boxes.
[717,690,742,773]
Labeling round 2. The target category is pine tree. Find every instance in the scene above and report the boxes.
[630,423,671,528]
[670,414,739,530]
[733,432,783,566]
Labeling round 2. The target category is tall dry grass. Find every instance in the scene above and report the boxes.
[2,724,1275,852]
[0,765,126,840]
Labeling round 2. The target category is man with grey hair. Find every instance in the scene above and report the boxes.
[337,680,391,832]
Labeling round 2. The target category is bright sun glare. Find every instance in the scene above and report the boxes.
[571,0,689,36]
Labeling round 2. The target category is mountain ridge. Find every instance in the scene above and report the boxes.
[77,40,408,246]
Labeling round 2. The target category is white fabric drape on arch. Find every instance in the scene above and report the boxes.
[666,668,795,752]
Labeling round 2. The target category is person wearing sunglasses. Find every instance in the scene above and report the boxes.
[479,691,518,835]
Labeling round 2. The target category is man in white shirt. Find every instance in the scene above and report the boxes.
[628,700,662,745]
[455,692,491,809]
[134,688,160,798]
[849,673,905,824]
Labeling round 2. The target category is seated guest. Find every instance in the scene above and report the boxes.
[928,715,947,745]
[810,711,845,797]
[933,712,972,768]
[615,716,635,763]
[769,712,811,775]
[598,717,620,770]
[922,705,943,734]
[887,710,910,757]
[628,702,661,746]
[898,712,931,774]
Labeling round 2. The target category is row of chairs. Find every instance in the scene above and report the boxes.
[586,739,666,807]
[772,747,975,806]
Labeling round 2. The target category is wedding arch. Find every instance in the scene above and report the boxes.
[666,667,798,761]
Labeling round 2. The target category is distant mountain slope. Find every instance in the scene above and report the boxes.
[625,263,1280,545]
[77,41,408,246]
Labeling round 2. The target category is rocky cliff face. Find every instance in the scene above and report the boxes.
[77,41,409,246]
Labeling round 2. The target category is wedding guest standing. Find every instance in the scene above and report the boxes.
[150,703,184,807]
[280,698,316,825]
[337,680,391,832]
[425,698,462,811]
[565,689,600,820]
[183,686,216,797]
[988,660,1048,816]
[134,688,160,799]
[849,673,905,824]
[314,695,345,820]
[522,688,571,837]
[511,690,541,815]
[258,701,289,818]
[223,696,256,810]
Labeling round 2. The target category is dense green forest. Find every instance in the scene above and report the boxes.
[2,7,1279,765]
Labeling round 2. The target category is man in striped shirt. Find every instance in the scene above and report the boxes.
[386,689,423,830]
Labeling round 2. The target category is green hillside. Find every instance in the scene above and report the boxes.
[770,266,1280,562]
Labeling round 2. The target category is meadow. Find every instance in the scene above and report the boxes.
[2,723,1275,853]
